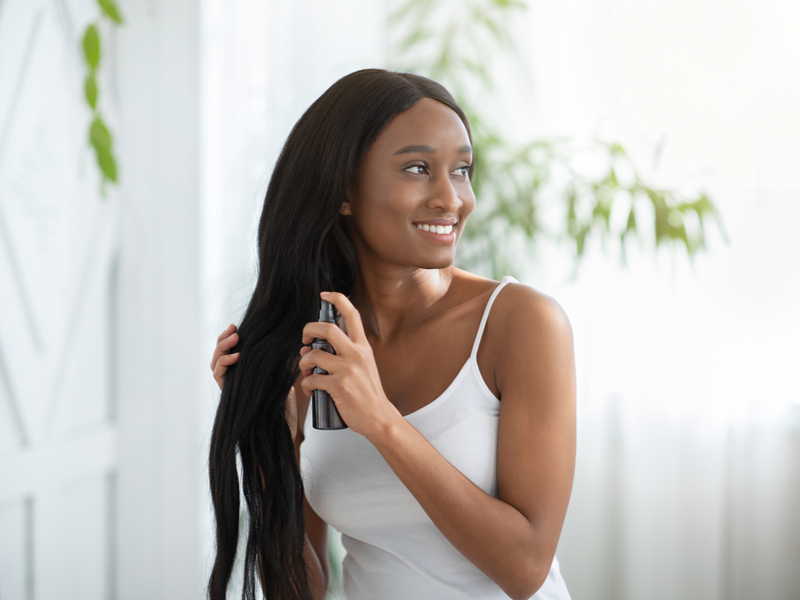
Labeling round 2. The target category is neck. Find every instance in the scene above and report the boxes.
[351,264,454,343]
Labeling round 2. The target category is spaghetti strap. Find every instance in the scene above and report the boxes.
[469,275,518,360]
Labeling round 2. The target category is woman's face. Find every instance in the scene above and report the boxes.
[342,97,475,271]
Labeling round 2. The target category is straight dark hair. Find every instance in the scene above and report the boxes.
[208,68,473,600]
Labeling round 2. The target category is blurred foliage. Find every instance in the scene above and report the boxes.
[388,0,726,279]
[81,0,124,196]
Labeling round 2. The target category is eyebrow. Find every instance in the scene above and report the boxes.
[392,144,473,156]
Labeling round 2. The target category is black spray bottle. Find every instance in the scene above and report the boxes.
[311,299,348,430]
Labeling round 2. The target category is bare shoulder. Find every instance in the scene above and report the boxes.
[490,282,575,399]
[494,282,572,338]
[447,267,502,303]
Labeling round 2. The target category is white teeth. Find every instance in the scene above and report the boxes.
[416,224,454,234]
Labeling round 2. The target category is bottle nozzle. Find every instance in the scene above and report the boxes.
[319,299,336,323]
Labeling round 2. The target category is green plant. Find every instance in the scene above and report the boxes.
[388,0,726,279]
[81,0,124,196]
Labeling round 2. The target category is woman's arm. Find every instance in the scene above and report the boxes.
[299,287,576,600]
[376,286,575,599]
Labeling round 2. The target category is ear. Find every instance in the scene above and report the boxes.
[340,196,352,216]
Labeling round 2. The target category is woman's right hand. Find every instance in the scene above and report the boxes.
[210,324,240,390]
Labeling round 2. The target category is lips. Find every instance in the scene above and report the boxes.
[416,223,453,234]
[412,218,458,227]
[414,224,456,245]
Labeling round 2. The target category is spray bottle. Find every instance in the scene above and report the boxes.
[311,300,348,430]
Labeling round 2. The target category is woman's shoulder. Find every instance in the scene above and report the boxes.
[496,279,571,341]
[450,268,565,320]
[448,269,571,352]
[488,279,574,395]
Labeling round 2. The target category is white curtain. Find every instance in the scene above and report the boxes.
[553,232,800,598]
[525,0,800,598]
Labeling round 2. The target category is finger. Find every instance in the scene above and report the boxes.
[216,324,237,343]
[320,291,366,344]
[213,352,240,387]
[301,321,351,350]
[213,352,239,376]
[298,346,312,373]
[210,332,239,370]
[217,352,240,366]
[299,373,331,398]
[298,347,341,374]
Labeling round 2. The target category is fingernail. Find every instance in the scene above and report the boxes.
[321,291,330,296]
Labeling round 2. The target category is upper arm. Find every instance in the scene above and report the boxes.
[494,284,576,561]
[293,373,331,586]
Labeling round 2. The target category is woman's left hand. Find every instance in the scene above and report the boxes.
[298,292,400,439]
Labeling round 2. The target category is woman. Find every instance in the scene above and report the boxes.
[208,69,575,600]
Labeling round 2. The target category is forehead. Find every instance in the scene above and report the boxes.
[370,97,471,155]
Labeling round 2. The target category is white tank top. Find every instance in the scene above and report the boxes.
[300,276,571,600]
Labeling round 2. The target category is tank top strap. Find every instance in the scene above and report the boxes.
[469,275,519,360]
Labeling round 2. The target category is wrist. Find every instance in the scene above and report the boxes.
[364,401,406,447]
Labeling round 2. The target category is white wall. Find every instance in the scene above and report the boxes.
[115,0,204,598]
[0,0,120,598]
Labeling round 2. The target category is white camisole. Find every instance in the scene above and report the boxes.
[300,275,571,600]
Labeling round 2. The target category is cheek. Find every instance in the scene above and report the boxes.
[353,183,416,232]
[458,185,477,220]
[463,187,477,214]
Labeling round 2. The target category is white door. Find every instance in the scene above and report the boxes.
[0,1,119,598]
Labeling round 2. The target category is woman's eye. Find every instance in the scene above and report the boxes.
[405,164,426,175]
[454,165,471,177]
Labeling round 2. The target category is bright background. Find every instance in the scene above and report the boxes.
[0,0,798,599]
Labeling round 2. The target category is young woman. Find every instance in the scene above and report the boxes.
[208,69,576,600]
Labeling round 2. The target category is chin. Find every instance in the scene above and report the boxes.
[415,253,456,270]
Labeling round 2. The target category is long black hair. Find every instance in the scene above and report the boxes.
[208,68,473,600]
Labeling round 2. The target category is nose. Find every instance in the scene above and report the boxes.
[426,172,462,213]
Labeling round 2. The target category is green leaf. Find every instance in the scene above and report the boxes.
[491,0,528,8]
[95,145,118,182]
[473,8,507,45]
[625,206,636,233]
[395,28,434,55]
[604,167,618,187]
[97,0,124,24]
[389,0,438,26]
[576,226,589,258]
[90,115,112,151]
[84,74,98,110]
[592,199,611,231]
[607,142,626,157]
[83,24,101,69]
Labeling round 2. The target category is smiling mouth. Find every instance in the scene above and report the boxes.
[415,223,455,234]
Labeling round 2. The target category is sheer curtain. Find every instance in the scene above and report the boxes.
[521,0,800,598]
[553,234,800,599]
